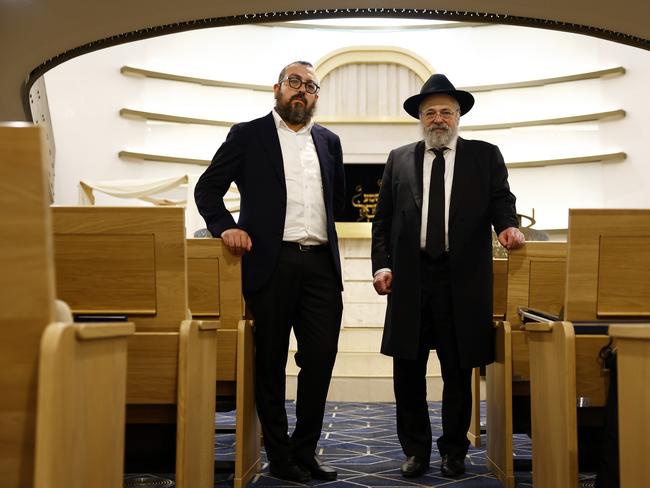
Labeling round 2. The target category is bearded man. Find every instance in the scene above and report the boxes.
[371,74,525,478]
[195,61,345,483]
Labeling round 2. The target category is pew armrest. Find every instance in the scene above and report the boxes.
[34,321,134,488]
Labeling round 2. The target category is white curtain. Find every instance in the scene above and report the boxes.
[78,175,241,237]
[319,63,422,118]
[79,175,190,205]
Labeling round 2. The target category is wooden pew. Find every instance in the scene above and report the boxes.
[187,238,243,394]
[187,238,260,488]
[0,123,59,488]
[52,206,218,488]
[486,242,567,488]
[468,258,508,447]
[34,320,134,487]
[1,124,133,488]
[493,258,508,321]
[608,324,650,488]
[53,206,188,332]
[525,209,650,488]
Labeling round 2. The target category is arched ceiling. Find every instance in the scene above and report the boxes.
[0,0,648,120]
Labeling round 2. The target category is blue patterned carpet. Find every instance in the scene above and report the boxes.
[129,401,597,487]
[213,401,596,487]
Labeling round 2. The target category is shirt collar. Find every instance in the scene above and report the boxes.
[272,108,314,133]
[425,134,458,153]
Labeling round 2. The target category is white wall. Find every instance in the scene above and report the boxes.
[45,20,650,231]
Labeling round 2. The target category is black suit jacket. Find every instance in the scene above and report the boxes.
[371,137,518,368]
[195,112,345,294]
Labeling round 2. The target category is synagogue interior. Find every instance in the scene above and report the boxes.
[1,1,649,487]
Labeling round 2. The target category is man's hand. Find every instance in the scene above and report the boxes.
[373,271,393,295]
[221,228,252,257]
[498,227,526,250]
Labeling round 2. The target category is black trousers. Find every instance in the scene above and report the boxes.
[245,243,342,464]
[393,253,472,460]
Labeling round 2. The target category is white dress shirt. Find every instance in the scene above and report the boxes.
[421,136,458,250]
[272,109,328,245]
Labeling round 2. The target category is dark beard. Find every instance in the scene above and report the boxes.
[275,95,315,126]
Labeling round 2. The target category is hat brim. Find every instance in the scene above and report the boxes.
[403,90,475,119]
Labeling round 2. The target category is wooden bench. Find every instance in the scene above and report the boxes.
[486,242,567,487]
[0,123,54,488]
[525,209,650,487]
[468,258,508,447]
[187,238,260,488]
[609,324,650,488]
[34,320,134,487]
[0,124,134,488]
[52,206,218,488]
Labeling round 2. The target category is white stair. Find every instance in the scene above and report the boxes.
[286,325,444,402]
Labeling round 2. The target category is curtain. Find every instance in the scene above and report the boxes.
[78,175,240,237]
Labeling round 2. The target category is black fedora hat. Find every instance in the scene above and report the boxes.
[403,73,474,119]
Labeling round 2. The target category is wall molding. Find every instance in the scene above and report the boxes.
[118,150,626,169]
[507,152,626,168]
[261,20,489,31]
[120,66,272,91]
[120,107,626,130]
[118,151,210,165]
[461,67,625,92]
[462,110,625,131]
[119,65,625,94]
[120,108,234,127]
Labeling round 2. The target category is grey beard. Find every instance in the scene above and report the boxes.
[422,122,457,148]
[275,99,316,126]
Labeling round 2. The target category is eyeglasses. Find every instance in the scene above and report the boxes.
[420,109,458,120]
[281,76,320,95]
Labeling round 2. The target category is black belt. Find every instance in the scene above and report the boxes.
[282,241,329,252]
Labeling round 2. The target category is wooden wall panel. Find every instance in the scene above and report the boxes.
[565,209,650,320]
[597,236,650,317]
[54,234,156,313]
[187,238,244,327]
[529,260,566,317]
[51,206,187,331]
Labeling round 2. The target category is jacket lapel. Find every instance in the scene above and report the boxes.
[311,124,333,219]
[411,140,425,213]
[311,125,332,211]
[259,112,285,186]
[449,137,467,222]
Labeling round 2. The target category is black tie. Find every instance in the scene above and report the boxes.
[425,147,447,258]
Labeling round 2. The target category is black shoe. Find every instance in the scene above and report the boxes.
[440,455,466,477]
[269,460,311,482]
[295,454,338,481]
[400,456,429,478]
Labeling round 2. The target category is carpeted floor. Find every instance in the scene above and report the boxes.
[213,401,596,487]
[127,400,598,487]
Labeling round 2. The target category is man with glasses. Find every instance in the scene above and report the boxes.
[371,74,524,478]
[195,61,344,483]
